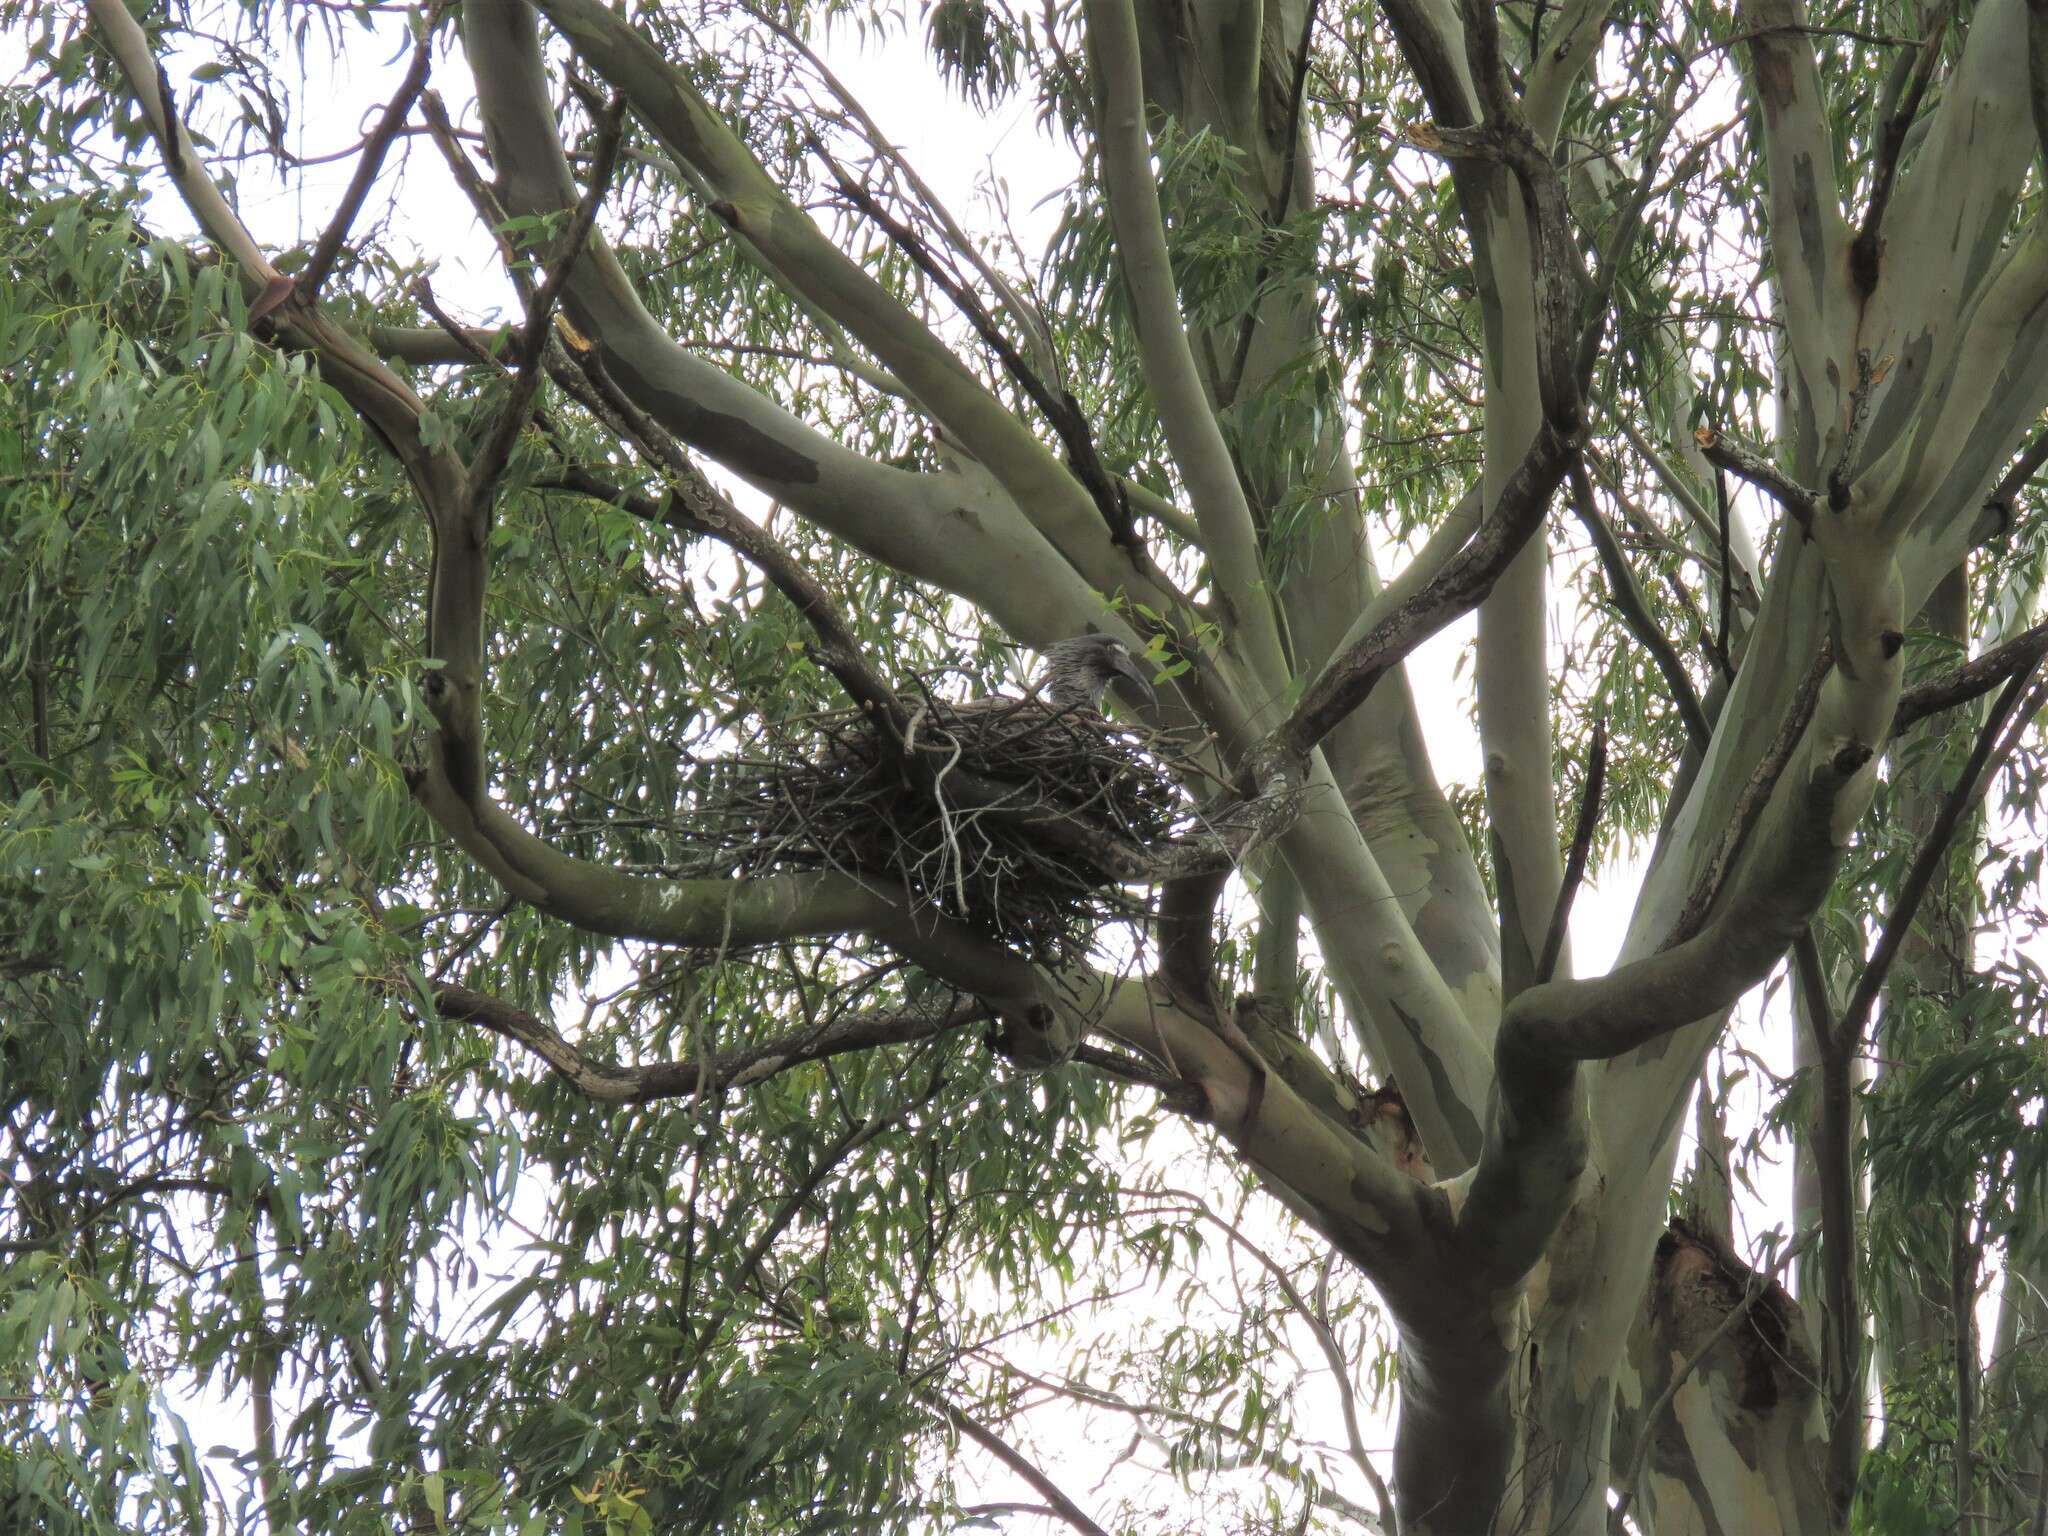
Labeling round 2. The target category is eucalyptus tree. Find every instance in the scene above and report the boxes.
[6,0,2048,1531]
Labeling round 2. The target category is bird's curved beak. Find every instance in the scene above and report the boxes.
[1110,648,1158,710]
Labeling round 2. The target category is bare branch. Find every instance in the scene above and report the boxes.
[1836,662,2048,1052]
[1268,422,1574,763]
[1693,427,1817,531]
[932,1398,1114,1536]
[434,981,986,1102]
[827,168,1139,553]
[467,91,628,512]
[1895,619,2048,731]
[299,15,438,297]
[1567,457,1711,749]
[1537,718,1607,986]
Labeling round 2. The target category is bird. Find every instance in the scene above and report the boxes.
[1030,633,1158,713]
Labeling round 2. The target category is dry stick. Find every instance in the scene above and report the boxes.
[1566,456,1711,749]
[1836,662,2048,1053]
[1895,619,2048,733]
[1667,643,1834,945]
[1537,718,1607,986]
[935,1399,1115,1536]
[1809,663,2043,1506]
[299,15,437,297]
[1851,1,1952,296]
[1694,428,1818,532]
[827,167,1137,550]
[467,92,629,513]
[1612,1225,1820,1528]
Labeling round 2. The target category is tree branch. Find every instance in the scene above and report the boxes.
[932,1398,1115,1536]
[1737,0,1857,427]
[1895,619,2048,731]
[434,981,986,1102]
[524,0,1151,598]
[1537,719,1606,986]
[466,91,627,513]
[1692,427,1817,531]
[1080,0,1290,687]
[1836,662,2047,1053]
[825,160,1140,554]
[1982,417,2048,533]
[1266,422,1574,763]
[299,15,439,297]
[459,2,1145,647]
[1567,457,1712,749]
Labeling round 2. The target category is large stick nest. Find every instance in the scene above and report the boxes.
[670,694,1207,964]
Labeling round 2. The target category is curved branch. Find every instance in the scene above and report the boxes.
[1694,427,1818,531]
[300,14,438,297]
[1090,977,1439,1296]
[1269,421,1574,761]
[456,2,1123,647]
[517,0,1156,601]
[1895,619,2048,731]
[434,982,987,1102]
[1080,0,1290,691]
[931,1398,1114,1536]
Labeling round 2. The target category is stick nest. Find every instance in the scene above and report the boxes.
[671,695,1197,964]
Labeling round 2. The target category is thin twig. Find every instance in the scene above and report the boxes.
[1851,2,1951,296]
[1538,718,1606,985]
[1694,427,1816,531]
[933,1398,1116,1536]
[299,14,438,296]
[1836,663,2047,1054]
[827,166,1136,549]
[468,92,629,513]
[435,980,987,1103]
[1566,456,1711,749]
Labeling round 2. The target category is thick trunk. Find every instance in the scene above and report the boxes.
[1618,1224,1836,1536]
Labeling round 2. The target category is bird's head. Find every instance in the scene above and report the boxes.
[1041,634,1158,711]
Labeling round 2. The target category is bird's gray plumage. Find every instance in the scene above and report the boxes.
[1036,634,1156,711]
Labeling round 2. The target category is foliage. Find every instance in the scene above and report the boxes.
[3,0,2048,1532]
